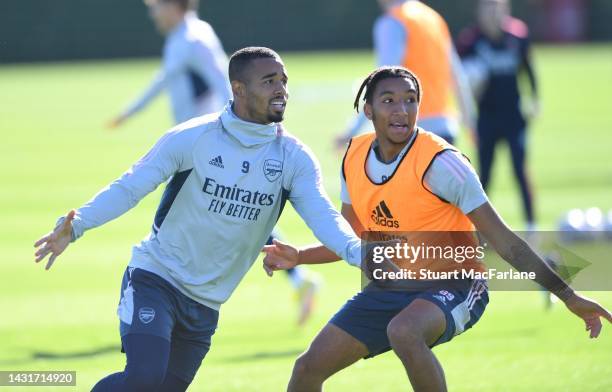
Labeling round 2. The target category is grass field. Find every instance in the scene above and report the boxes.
[1,45,611,391]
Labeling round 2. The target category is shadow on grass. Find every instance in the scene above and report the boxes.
[1,346,302,366]
[0,345,120,366]
[225,349,303,363]
[32,345,120,360]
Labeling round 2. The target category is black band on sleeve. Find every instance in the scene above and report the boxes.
[341,138,353,182]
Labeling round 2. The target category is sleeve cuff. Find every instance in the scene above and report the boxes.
[461,196,488,215]
[345,241,362,268]
[55,215,84,243]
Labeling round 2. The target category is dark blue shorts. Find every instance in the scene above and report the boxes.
[117,267,219,382]
[330,280,488,358]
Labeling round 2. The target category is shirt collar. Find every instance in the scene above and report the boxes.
[371,128,418,164]
[219,102,279,147]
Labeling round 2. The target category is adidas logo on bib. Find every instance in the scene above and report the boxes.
[371,200,400,228]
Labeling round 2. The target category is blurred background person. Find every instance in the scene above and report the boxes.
[457,0,539,231]
[109,0,231,126]
[335,0,476,147]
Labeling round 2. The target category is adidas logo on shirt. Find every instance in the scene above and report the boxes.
[208,155,224,169]
[371,200,400,228]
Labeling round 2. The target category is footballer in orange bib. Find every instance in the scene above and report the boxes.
[262,66,611,392]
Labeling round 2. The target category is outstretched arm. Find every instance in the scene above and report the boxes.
[110,38,191,128]
[282,147,362,267]
[262,203,363,275]
[33,129,184,268]
[109,70,167,128]
[468,202,612,338]
[262,144,366,276]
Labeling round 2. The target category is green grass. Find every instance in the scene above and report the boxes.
[1,45,611,391]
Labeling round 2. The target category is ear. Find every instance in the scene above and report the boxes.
[363,102,374,120]
[231,80,246,99]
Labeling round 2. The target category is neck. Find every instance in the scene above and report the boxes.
[231,102,269,125]
[377,128,414,162]
[166,13,186,33]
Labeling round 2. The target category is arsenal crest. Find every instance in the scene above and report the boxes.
[263,159,283,182]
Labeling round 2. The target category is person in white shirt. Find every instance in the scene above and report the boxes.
[35,47,364,391]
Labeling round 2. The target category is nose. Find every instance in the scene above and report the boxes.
[394,100,410,114]
[274,81,287,97]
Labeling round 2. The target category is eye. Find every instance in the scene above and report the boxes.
[382,98,393,104]
[264,79,273,85]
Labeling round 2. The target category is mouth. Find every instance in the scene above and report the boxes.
[269,97,287,111]
[389,121,410,132]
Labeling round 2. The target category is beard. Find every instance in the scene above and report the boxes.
[245,96,285,124]
[267,111,284,123]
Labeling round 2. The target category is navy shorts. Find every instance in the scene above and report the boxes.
[330,280,488,358]
[117,267,219,382]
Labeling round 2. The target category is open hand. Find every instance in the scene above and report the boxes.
[34,210,76,270]
[564,293,612,338]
